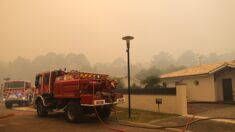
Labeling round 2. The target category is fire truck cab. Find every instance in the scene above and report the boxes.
[34,69,125,122]
[2,80,34,109]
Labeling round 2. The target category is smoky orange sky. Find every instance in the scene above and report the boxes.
[0,0,235,64]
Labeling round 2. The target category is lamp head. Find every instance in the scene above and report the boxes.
[122,36,134,41]
[122,36,134,49]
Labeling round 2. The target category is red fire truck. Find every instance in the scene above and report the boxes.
[34,70,125,122]
[2,80,34,109]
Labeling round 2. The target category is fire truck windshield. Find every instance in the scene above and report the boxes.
[4,82,25,89]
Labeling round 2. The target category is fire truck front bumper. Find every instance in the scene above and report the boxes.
[4,97,28,103]
[81,97,125,107]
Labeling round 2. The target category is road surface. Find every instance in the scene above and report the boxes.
[0,103,168,132]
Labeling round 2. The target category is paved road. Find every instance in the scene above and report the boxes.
[0,104,168,132]
[1,102,235,132]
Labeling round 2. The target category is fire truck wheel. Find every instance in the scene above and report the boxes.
[36,100,48,117]
[5,102,12,109]
[66,102,84,123]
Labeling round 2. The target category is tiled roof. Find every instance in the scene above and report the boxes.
[160,61,235,79]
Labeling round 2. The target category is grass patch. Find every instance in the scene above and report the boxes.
[110,107,177,123]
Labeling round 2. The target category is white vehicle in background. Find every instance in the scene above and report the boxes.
[2,80,34,109]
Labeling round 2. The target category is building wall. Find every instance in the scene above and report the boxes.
[118,95,177,114]
[117,84,187,115]
[161,75,216,102]
[214,68,235,101]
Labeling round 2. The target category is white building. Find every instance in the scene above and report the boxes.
[160,61,235,102]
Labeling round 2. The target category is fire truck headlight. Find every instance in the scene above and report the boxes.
[22,97,26,100]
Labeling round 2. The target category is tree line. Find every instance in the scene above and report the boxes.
[0,50,234,87]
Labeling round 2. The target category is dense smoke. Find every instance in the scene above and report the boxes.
[0,50,234,84]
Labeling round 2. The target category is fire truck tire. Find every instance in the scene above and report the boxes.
[5,102,12,109]
[66,102,84,123]
[36,100,48,117]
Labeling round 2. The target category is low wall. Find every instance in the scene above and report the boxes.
[117,84,187,115]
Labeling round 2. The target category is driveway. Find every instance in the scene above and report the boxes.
[187,102,235,118]
[149,103,235,132]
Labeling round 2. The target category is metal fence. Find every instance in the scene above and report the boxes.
[115,87,176,95]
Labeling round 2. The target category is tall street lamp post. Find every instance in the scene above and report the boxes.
[122,36,134,119]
